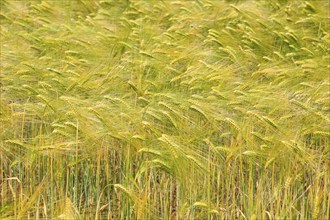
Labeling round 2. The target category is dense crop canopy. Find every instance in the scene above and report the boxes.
[1,0,329,219]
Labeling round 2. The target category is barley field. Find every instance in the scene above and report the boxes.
[0,0,329,219]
